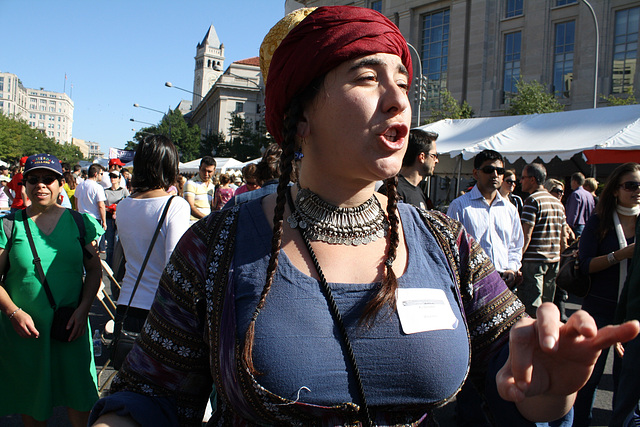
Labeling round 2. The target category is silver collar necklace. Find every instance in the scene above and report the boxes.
[287,186,388,246]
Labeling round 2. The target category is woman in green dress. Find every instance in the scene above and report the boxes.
[0,153,103,426]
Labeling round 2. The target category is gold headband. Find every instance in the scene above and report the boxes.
[259,7,316,84]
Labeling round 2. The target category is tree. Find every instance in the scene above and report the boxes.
[426,89,474,123]
[0,112,85,164]
[200,131,227,157]
[506,78,564,115]
[157,109,201,162]
[226,112,272,161]
[603,87,637,106]
[126,109,201,162]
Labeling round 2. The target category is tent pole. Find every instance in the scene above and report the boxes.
[456,155,462,197]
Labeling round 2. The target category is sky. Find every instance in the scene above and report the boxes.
[2,0,287,154]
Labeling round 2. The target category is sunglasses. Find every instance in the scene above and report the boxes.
[426,152,439,160]
[25,175,58,185]
[505,179,516,185]
[551,188,564,195]
[479,165,505,175]
[620,181,640,192]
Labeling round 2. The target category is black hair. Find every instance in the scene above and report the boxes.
[130,134,179,192]
[88,164,103,179]
[474,149,504,169]
[200,156,217,169]
[402,129,438,167]
[255,143,282,184]
[596,162,640,240]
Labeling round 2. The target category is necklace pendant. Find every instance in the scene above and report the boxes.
[287,215,299,229]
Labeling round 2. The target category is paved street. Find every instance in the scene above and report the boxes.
[0,282,617,426]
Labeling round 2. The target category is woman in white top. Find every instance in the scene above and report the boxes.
[115,135,190,326]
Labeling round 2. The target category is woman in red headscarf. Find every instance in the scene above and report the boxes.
[90,7,638,426]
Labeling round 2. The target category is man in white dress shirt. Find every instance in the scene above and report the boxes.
[447,149,524,288]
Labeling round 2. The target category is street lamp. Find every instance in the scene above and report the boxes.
[129,118,155,126]
[165,81,203,99]
[133,103,166,115]
[406,43,424,126]
[581,0,599,108]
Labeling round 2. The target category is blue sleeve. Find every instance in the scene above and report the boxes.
[566,193,579,227]
[89,391,179,426]
[578,214,600,275]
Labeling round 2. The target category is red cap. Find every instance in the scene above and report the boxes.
[109,158,125,167]
[19,156,29,166]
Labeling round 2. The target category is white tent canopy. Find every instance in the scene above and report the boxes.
[179,157,245,174]
[417,104,640,163]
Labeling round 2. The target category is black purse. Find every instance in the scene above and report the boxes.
[111,196,175,370]
[556,238,591,298]
[23,212,78,342]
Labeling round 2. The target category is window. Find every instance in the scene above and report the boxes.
[235,102,244,113]
[421,9,450,110]
[556,0,577,6]
[503,31,522,103]
[371,1,382,12]
[612,7,639,94]
[506,0,523,18]
[553,21,575,98]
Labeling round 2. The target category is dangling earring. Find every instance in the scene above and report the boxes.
[294,137,305,160]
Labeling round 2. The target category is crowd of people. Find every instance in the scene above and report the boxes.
[1,5,640,427]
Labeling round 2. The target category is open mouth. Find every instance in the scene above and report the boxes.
[380,124,409,146]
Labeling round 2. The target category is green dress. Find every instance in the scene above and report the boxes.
[0,209,103,420]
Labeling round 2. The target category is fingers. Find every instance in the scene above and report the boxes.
[590,320,640,350]
[508,317,536,394]
[535,303,564,352]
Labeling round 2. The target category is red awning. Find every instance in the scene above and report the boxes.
[583,149,640,165]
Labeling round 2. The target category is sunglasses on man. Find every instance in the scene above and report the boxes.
[24,175,59,185]
[479,165,505,175]
[551,188,564,195]
[620,181,640,192]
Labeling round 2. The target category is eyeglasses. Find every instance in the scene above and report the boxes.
[426,152,439,160]
[25,175,58,185]
[109,174,119,179]
[551,188,564,195]
[479,165,505,175]
[505,179,516,185]
[620,181,640,192]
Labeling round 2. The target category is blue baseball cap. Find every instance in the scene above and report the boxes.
[23,153,63,177]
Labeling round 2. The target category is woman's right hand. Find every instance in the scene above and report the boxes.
[10,309,39,338]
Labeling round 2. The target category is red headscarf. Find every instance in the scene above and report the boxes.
[261,6,412,146]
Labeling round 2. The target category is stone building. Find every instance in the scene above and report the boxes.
[287,0,640,125]
[0,71,74,143]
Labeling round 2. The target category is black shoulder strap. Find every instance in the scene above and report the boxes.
[21,210,58,309]
[67,209,92,259]
[122,196,175,319]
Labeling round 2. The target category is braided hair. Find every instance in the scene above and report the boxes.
[242,78,402,373]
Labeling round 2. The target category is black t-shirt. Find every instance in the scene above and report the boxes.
[379,175,430,210]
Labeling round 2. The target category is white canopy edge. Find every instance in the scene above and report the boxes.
[417,104,640,163]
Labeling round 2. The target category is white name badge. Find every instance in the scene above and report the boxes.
[396,288,459,334]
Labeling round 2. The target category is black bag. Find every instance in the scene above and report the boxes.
[110,196,175,370]
[50,306,76,342]
[111,324,140,370]
[556,239,591,298]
